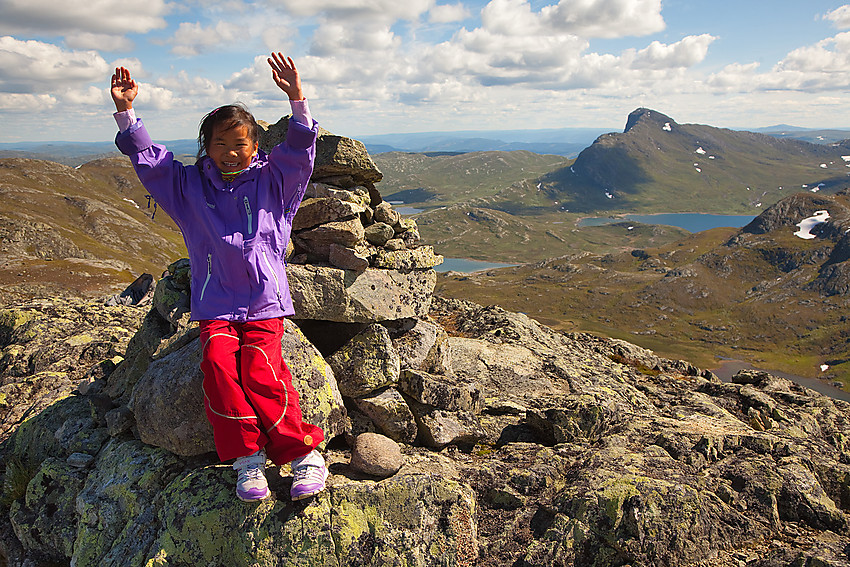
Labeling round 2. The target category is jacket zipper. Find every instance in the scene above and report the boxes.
[199,253,212,301]
[243,196,253,236]
[262,250,282,304]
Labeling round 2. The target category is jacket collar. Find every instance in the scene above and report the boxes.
[200,150,267,191]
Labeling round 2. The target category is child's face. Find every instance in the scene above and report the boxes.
[207,124,258,173]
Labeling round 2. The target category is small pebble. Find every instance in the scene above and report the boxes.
[350,432,404,478]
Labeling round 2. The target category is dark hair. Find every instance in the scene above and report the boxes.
[197,103,259,160]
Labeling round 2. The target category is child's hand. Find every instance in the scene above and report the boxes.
[111,67,138,112]
[268,53,304,101]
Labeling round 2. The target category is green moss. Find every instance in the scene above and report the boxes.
[595,477,644,527]
[1,456,39,509]
[9,458,85,560]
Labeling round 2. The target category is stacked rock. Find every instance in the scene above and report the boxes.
[259,118,485,450]
[258,118,444,324]
[259,118,442,273]
[94,120,486,472]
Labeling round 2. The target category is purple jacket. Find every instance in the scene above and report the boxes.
[115,117,317,322]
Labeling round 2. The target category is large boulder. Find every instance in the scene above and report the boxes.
[258,119,383,187]
[287,264,436,323]
[328,323,400,398]
[129,319,347,456]
[0,299,145,441]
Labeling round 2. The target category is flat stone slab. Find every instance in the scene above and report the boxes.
[287,264,436,323]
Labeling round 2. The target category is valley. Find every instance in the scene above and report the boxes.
[374,109,850,390]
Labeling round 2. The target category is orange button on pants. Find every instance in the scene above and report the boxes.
[199,318,324,465]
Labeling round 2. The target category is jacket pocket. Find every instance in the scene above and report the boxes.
[199,253,213,302]
[243,196,253,236]
[261,249,282,305]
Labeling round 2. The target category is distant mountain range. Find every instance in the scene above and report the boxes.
[0,140,198,167]
[3,119,848,165]
[358,128,614,156]
[540,108,850,214]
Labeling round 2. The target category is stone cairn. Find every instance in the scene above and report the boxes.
[98,117,486,471]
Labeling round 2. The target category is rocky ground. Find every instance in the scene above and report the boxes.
[1,289,849,566]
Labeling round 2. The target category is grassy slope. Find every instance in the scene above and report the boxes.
[437,219,850,388]
[380,112,850,388]
[0,157,186,301]
[542,111,850,214]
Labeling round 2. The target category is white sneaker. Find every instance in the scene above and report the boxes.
[290,450,328,501]
[233,449,270,502]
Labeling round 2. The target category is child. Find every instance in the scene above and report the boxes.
[110,53,327,502]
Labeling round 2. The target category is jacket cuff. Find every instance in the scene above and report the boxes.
[286,116,318,150]
[115,119,153,155]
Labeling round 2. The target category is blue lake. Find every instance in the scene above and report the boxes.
[578,213,756,232]
[436,258,515,273]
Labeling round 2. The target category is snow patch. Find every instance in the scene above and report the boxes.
[821,364,830,372]
[820,163,828,169]
[695,147,706,155]
[841,155,850,162]
[662,123,672,131]
[605,191,614,199]
[123,198,139,209]
[794,210,830,240]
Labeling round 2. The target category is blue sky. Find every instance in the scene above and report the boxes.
[1,0,850,142]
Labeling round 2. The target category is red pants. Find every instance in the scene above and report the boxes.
[199,318,324,465]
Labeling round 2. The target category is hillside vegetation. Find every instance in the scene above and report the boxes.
[374,108,850,263]
[0,157,186,301]
[438,190,850,388]
[543,108,850,214]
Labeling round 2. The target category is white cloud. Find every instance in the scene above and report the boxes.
[135,83,176,110]
[429,3,470,23]
[630,34,715,69]
[706,31,850,93]
[0,37,110,93]
[824,5,850,29]
[269,0,434,21]
[776,31,850,74]
[156,71,229,107]
[168,21,243,56]
[706,62,760,90]
[481,0,664,39]
[0,92,56,111]
[309,21,401,57]
[65,32,135,52]
[61,85,107,105]
[0,0,169,35]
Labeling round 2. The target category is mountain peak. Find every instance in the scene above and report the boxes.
[624,108,675,133]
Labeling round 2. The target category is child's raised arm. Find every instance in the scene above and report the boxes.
[267,53,304,101]
[110,67,138,112]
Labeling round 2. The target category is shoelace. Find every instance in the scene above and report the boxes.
[241,465,264,481]
[293,465,322,483]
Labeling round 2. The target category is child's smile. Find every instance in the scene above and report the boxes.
[208,124,258,174]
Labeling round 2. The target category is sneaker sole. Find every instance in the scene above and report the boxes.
[291,488,323,501]
[237,489,270,502]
